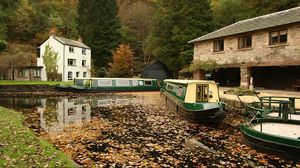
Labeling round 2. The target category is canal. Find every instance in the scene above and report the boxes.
[0,92,297,167]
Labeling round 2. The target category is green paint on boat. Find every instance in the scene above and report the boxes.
[161,79,226,122]
[58,78,160,92]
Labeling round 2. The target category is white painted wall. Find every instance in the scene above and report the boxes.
[37,35,91,82]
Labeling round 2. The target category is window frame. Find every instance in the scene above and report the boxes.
[83,72,87,78]
[82,48,86,55]
[82,60,87,67]
[69,46,74,53]
[68,71,73,80]
[18,69,27,78]
[269,29,287,45]
[238,35,252,49]
[33,69,41,78]
[68,59,76,66]
[213,39,224,52]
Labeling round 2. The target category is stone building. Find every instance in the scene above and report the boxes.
[189,6,300,90]
[8,66,43,81]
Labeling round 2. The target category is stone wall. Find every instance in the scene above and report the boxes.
[193,23,300,67]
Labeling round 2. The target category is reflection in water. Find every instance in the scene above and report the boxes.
[38,98,92,133]
[0,96,143,133]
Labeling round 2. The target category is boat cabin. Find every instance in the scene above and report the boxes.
[163,79,220,103]
[71,78,160,92]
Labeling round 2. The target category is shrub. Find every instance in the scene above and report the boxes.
[0,40,7,51]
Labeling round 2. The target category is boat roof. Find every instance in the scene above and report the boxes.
[164,79,217,84]
[75,78,157,80]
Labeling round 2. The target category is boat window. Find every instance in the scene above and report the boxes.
[116,80,130,86]
[132,80,138,86]
[84,80,91,86]
[196,84,209,102]
[166,84,174,91]
[98,80,112,86]
[145,81,152,86]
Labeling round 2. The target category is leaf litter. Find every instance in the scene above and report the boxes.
[2,92,299,167]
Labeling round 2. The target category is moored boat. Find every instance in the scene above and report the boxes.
[161,79,226,123]
[240,96,300,161]
[57,78,160,92]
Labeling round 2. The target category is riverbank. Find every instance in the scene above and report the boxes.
[0,107,78,167]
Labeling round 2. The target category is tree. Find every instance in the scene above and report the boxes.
[211,0,253,28]
[118,1,156,64]
[108,44,134,77]
[43,45,59,81]
[145,0,214,77]
[0,40,6,51]
[77,0,121,72]
[250,0,300,16]
[211,0,300,28]
[0,0,20,39]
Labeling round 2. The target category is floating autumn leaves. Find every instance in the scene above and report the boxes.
[38,92,297,167]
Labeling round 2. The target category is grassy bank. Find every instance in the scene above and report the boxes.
[0,80,73,85]
[0,107,78,167]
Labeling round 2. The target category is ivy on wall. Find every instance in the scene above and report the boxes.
[180,60,221,74]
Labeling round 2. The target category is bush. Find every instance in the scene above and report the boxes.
[0,40,7,51]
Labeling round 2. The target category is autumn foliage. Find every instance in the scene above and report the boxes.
[108,44,134,77]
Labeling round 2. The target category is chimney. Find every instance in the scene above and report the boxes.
[49,27,56,37]
[78,36,82,42]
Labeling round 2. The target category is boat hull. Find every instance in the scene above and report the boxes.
[161,91,226,123]
[240,120,300,161]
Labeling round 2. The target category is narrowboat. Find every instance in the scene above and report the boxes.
[161,79,226,123]
[57,78,160,92]
[240,96,300,161]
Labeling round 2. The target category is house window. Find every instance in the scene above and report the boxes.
[213,39,224,52]
[69,46,74,53]
[33,69,41,78]
[68,71,73,80]
[76,72,79,78]
[82,60,87,67]
[83,72,87,77]
[18,69,27,77]
[269,29,287,45]
[238,35,252,48]
[82,48,86,55]
[68,107,76,115]
[68,59,76,66]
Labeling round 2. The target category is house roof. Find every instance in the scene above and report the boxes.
[189,6,300,43]
[54,36,90,49]
[141,60,171,72]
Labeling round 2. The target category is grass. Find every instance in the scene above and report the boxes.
[0,80,73,85]
[0,107,78,167]
[224,87,258,96]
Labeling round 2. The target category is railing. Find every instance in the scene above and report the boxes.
[243,96,300,123]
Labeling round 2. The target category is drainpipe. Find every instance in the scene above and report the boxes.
[63,45,65,82]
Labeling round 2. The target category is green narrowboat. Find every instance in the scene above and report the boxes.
[240,96,300,161]
[57,78,160,92]
[161,79,226,123]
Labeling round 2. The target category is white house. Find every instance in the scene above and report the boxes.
[37,35,91,82]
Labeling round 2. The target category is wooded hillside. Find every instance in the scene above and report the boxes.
[0,0,299,78]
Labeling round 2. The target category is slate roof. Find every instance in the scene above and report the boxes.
[54,36,90,49]
[189,6,300,43]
